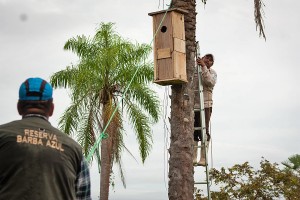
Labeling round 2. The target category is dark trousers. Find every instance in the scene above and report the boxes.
[194,107,212,142]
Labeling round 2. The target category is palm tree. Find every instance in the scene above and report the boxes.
[168,0,266,199]
[167,1,196,199]
[282,154,300,171]
[50,22,160,200]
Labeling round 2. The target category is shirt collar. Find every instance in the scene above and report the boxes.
[23,114,48,121]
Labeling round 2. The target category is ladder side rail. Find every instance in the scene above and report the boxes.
[197,65,206,142]
[197,62,211,200]
[196,42,207,142]
[195,42,211,200]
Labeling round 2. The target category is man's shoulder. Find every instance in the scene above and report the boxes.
[210,68,217,74]
[0,119,22,129]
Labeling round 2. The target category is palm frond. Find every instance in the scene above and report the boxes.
[50,66,77,88]
[282,154,300,170]
[126,102,153,163]
[254,0,266,40]
[58,103,80,136]
[124,83,160,123]
[64,35,92,58]
[116,159,126,188]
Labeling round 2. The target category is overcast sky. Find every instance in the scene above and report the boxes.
[1,0,300,199]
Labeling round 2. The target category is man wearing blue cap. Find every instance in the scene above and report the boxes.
[0,77,92,200]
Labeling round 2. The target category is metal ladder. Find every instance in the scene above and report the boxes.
[194,42,211,200]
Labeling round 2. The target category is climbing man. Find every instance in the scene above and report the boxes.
[193,54,217,166]
[0,77,91,200]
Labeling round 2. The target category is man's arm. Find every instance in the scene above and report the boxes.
[196,57,217,87]
[201,67,217,87]
[75,157,92,200]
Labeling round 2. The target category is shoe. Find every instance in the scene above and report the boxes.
[193,161,198,166]
[198,158,207,166]
[193,141,198,166]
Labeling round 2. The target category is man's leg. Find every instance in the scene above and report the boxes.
[198,107,212,165]
[194,111,201,164]
[193,141,198,164]
[205,107,212,141]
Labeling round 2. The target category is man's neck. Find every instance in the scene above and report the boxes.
[23,114,48,121]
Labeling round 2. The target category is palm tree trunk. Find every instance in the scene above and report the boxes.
[168,0,196,199]
[100,104,114,200]
[100,136,113,200]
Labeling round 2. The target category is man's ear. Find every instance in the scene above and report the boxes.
[49,102,54,117]
[17,101,23,115]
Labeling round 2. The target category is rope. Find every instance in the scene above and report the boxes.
[156,1,173,192]
[209,120,214,186]
[86,0,173,162]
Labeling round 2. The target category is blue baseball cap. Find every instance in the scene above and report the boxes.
[19,77,53,101]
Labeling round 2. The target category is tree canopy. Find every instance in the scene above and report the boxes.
[50,22,160,200]
[195,157,300,199]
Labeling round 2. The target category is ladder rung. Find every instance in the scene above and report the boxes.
[193,145,204,149]
[194,127,206,131]
[193,162,208,166]
[194,181,209,185]
[194,108,204,112]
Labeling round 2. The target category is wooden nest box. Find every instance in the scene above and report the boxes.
[148,8,188,86]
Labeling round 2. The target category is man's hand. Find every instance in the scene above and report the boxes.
[206,133,211,142]
[196,57,205,67]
